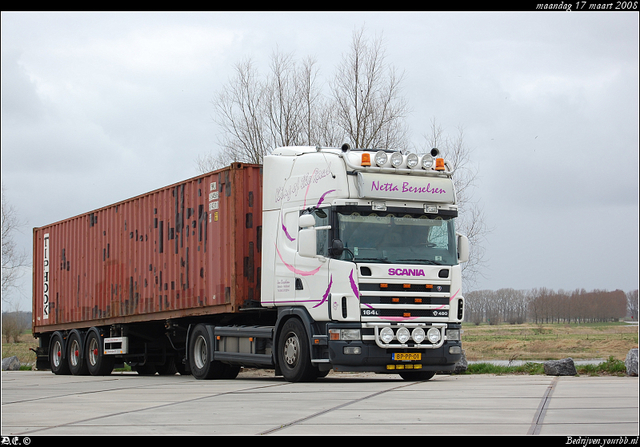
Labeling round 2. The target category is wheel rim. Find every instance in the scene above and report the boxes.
[70,339,81,367]
[88,337,99,367]
[194,335,208,369]
[52,340,62,368]
[283,332,300,367]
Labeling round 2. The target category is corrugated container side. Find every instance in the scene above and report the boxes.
[32,163,263,334]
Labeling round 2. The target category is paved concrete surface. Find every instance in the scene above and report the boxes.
[1,370,638,436]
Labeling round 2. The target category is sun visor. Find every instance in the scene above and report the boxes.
[355,172,455,203]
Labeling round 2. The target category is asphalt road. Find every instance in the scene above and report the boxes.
[1,370,638,436]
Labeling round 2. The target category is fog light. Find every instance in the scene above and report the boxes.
[397,327,410,344]
[380,327,394,344]
[374,151,388,166]
[406,153,419,168]
[421,156,434,169]
[344,346,362,355]
[449,346,462,355]
[427,327,441,344]
[390,152,403,167]
[412,327,426,344]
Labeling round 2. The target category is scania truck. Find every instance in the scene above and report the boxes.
[32,144,468,382]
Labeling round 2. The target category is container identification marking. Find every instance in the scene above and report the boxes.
[43,233,49,319]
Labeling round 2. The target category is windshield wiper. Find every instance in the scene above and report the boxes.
[395,259,443,265]
[354,257,391,263]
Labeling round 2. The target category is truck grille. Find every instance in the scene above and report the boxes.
[359,281,451,321]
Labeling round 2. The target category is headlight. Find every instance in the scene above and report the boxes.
[446,329,460,341]
[421,155,434,169]
[427,327,441,344]
[390,152,403,168]
[412,327,426,344]
[374,151,388,166]
[406,153,419,168]
[329,329,361,341]
[396,327,411,344]
[380,327,394,344]
[340,329,361,341]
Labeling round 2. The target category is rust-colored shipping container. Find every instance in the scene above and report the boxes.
[32,163,263,335]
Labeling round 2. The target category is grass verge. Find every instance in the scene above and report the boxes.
[463,356,629,377]
[3,323,638,376]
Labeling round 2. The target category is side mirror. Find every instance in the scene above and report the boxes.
[299,214,315,228]
[457,233,469,263]
[330,239,344,257]
[298,214,316,258]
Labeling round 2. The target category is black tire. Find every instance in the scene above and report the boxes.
[67,331,89,376]
[156,358,178,375]
[175,356,189,375]
[85,330,114,376]
[188,324,227,380]
[277,318,318,383]
[133,363,157,375]
[50,332,70,375]
[399,371,436,381]
[221,364,241,379]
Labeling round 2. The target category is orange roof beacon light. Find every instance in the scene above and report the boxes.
[361,153,371,166]
[435,158,445,171]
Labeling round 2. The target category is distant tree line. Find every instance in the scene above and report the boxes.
[1,311,31,343]
[465,288,638,325]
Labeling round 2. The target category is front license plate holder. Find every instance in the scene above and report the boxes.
[392,353,421,361]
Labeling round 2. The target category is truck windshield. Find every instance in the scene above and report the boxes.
[336,209,458,266]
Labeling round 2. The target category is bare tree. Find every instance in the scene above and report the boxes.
[2,184,29,304]
[198,27,411,173]
[627,289,639,321]
[419,118,490,288]
[199,50,330,173]
[204,58,269,171]
[331,27,410,150]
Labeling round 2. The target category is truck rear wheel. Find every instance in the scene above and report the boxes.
[50,332,70,375]
[68,331,89,375]
[277,318,317,383]
[85,330,114,376]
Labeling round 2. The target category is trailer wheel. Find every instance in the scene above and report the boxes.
[277,318,317,383]
[85,330,114,376]
[50,332,70,375]
[399,371,435,381]
[68,332,89,376]
[188,324,226,380]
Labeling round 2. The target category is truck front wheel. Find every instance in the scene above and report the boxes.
[277,318,317,383]
[188,324,227,380]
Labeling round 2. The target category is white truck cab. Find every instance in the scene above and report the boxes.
[261,144,468,381]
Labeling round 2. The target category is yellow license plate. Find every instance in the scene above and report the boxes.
[392,353,421,361]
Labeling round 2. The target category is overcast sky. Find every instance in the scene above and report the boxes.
[2,11,638,311]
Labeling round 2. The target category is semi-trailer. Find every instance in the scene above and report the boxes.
[32,144,468,382]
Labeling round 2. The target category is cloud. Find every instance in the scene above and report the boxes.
[1,12,638,311]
